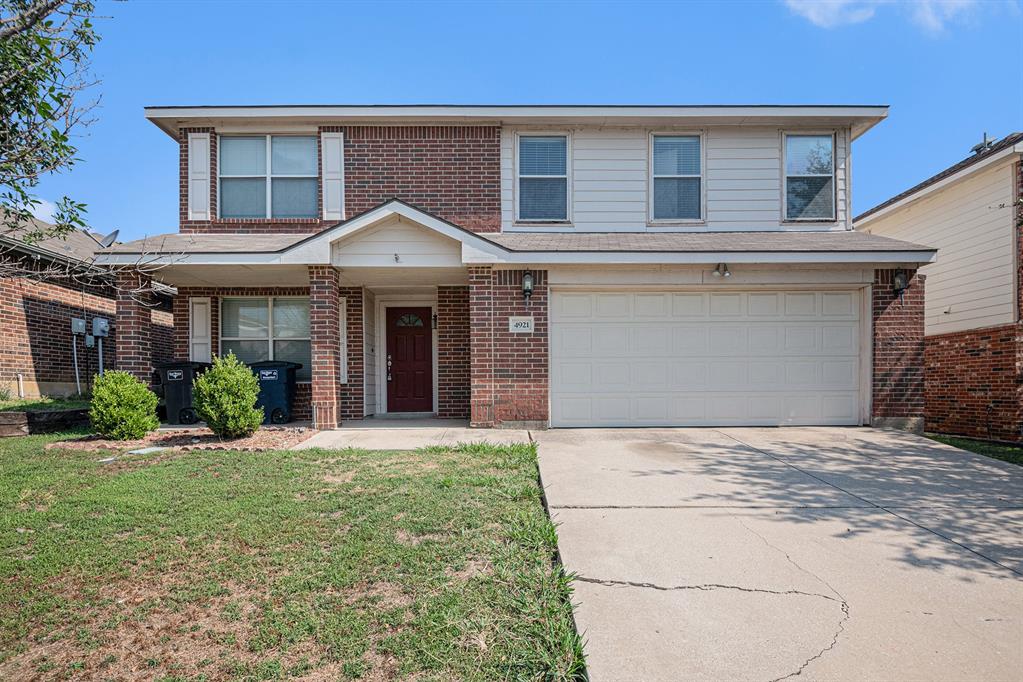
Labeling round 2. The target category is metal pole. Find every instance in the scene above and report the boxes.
[98,337,104,376]
[72,335,82,395]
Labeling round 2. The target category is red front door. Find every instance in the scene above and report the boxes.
[386,307,433,413]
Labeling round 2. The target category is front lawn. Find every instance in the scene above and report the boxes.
[0,433,584,680]
[928,433,1023,467]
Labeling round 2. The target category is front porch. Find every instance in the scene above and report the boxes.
[101,203,547,430]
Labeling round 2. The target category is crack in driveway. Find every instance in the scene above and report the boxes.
[576,575,851,682]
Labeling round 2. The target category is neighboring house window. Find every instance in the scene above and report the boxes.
[219,135,318,219]
[651,135,702,221]
[220,297,312,381]
[784,134,835,221]
[518,135,568,221]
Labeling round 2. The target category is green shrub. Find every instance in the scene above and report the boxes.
[89,371,160,440]
[193,352,263,439]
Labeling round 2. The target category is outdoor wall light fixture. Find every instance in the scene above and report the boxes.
[893,269,909,295]
[711,263,731,278]
[522,271,534,302]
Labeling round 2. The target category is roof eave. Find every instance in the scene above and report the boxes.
[144,104,890,139]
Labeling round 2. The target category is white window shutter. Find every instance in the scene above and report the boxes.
[321,132,345,221]
[187,132,211,221]
[189,297,212,362]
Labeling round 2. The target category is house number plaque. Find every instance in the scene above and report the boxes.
[508,316,534,333]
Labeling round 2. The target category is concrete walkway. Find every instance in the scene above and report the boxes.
[535,427,1023,682]
[293,418,532,450]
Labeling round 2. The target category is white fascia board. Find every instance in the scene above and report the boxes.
[145,105,888,138]
[855,145,1023,228]
[145,105,889,119]
[475,250,936,265]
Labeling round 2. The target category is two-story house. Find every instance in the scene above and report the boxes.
[94,105,935,431]
[856,133,1022,442]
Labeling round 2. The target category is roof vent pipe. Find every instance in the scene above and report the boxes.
[970,132,997,155]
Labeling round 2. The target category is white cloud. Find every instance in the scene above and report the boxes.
[30,198,57,223]
[784,0,880,28]
[784,0,982,33]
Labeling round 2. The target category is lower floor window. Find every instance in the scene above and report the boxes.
[220,296,312,381]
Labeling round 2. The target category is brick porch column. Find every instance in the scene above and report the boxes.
[468,266,495,426]
[309,266,341,429]
[114,270,153,382]
[872,268,925,432]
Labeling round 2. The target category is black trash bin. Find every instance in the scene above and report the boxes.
[154,361,210,425]
[250,360,302,424]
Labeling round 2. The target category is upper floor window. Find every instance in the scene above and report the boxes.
[219,135,318,219]
[784,134,835,221]
[517,135,568,222]
[651,135,702,221]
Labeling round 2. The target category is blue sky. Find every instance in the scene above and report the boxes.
[32,0,1023,241]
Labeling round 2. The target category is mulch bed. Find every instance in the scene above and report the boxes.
[45,425,314,452]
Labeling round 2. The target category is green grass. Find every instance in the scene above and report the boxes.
[0,433,585,680]
[928,434,1023,467]
[0,397,91,412]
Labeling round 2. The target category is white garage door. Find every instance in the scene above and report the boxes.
[550,290,863,427]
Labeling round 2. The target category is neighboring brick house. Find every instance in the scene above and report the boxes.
[0,221,175,398]
[96,105,935,431]
[857,132,1023,442]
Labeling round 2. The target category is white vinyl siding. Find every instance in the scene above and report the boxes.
[550,289,862,427]
[859,162,1017,335]
[501,126,850,231]
[331,215,461,267]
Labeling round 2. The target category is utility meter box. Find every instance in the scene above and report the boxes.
[85,335,95,348]
[71,318,86,335]
[92,317,109,337]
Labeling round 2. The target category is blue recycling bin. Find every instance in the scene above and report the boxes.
[249,360,302,424]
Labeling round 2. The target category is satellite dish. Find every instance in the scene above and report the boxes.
[98,230,119,248]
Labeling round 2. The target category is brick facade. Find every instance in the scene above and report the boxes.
[437,286,470,418]
[330,125,501,233]
[309,267,341,428]
[179,126,501,235]
[468,267,548,428]
[924,323,1022,442]
[114,271,154,383]
[871,268,926,431]
[338,286,365,422]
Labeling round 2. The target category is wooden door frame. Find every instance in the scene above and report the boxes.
[374,294,438,415]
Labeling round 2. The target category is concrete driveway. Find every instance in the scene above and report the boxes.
[535,427,1023,682]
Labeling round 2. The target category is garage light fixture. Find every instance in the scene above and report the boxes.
[522,271,534,303]
[711,263,731,278]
